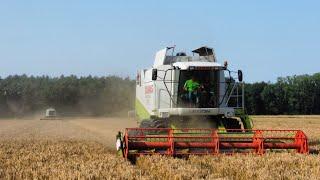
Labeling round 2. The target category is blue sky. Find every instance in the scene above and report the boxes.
[0,1,319,82]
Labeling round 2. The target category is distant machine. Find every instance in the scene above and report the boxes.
[116,46,309,160]
[40,108,60,120]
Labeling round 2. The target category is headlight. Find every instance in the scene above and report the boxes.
[116,139,121,151]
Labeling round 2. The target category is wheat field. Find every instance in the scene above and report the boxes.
[0,116,319,179]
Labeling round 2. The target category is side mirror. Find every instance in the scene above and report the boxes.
[238,70,243,82]
[152,69,158,80]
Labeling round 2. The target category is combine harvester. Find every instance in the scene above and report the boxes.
[116,46,309,160]
[40,108,61,120]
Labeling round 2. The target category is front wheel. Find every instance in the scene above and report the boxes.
[139,119,169,128]
[222,117,243,132]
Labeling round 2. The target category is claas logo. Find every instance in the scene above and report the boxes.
[145,85,154,94]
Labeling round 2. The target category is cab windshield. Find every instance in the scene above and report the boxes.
[177,70,219,108]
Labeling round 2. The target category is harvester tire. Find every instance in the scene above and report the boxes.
[223,118,242,131]
[153,119,169,128]
[139,119,168,128]
[139,119,153,128]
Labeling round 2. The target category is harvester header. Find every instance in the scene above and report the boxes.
[119,128,308,159]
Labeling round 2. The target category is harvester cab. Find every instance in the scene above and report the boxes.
[135,46,249,130]
[117,46,309,160]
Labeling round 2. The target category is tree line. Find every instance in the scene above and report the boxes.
[0,73,319,117]
[0,75,135,117]
[245,73,320,115]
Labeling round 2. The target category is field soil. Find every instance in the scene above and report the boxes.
[0,116,319,179]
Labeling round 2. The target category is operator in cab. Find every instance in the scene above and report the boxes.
[199,76,215,108]
[183,75,200,105]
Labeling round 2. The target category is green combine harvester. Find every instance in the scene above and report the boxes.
[116,46,309,160]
